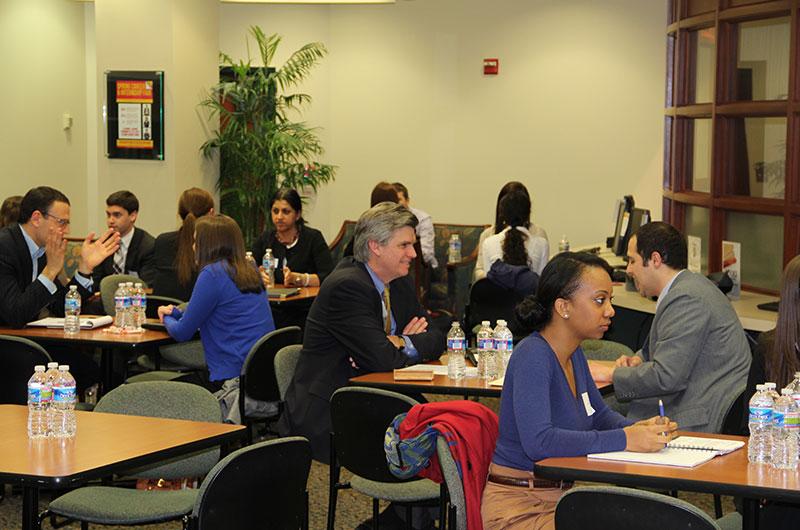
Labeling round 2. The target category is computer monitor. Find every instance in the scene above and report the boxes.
[611,195,634,256]
[618,207,651,256]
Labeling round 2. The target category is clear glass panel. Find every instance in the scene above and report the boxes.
[684,205,710,274]
[736,17,790,101]
[691,119,712,192]
[725,212,782,290]
[725,117,786,198]
[664,117,673,188]
[666,34,676,107]
[691,28,715,103]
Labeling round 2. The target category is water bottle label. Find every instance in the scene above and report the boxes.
[115,296,125,309]
[28,384,52,403]
[54,385,76,403]
[785,412,800,430]
[477,338,493,350]
[132,298,142,308]
[773,411,786,428]
[748,406,772,425]
[65,298,80,311]
[447,338,465,350]
[495,339,513,352]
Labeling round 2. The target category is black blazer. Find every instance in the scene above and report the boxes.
[145,230,196,302]
[91,227,155,291]
[279,257,445,461]
[251,225,335,284]
[0,225,91,328]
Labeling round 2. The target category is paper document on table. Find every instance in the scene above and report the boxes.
[588,436,744,468]
[27,315,114,329]
[396,365,449,375]
[489,377,504,387]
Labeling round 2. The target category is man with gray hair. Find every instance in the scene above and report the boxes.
[279,202,445,465]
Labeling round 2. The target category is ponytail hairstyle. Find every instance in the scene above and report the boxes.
[175,187,214,286]
[765,255,800,388]
[516,252,613,331]
[493,181,529,234]
[498,190,532,267]
[194,215,263,294]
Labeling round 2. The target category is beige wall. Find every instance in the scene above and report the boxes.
[0,0,88,232]
[220,0,667,247]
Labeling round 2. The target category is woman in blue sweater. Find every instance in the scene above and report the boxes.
[482,252,676,530]
[158,215,275,389]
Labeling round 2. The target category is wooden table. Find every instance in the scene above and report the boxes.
[0,404,243,530]
[534,432,796,530]
[268,284,319,305]
[350,359,614,398]
[0,325,174,395]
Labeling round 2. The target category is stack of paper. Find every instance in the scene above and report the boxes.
[588,436,745,468]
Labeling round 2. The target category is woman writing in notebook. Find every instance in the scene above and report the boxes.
[482,252,677,530]
[158,215,275,393]
[251,188,334,288]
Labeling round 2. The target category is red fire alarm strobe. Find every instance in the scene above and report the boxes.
[484,58,499,75]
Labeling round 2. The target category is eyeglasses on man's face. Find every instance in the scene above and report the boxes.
[43,212,70,227]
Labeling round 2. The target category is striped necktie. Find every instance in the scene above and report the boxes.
[383,286,392,334]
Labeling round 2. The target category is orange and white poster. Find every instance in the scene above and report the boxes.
[116,80,154,149]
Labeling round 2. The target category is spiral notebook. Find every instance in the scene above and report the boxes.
[587,436,745,468]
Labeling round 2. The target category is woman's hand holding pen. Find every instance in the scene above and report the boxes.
[624,416,678,452]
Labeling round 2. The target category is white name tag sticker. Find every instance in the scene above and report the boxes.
[581,392,595,416]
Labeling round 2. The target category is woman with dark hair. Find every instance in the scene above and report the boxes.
[252,188,334,288]
[148,187,215,301]
[474,181,548,280]
[158,215,275,390]
[481,252,675,530]
[479,190,549,276]
[0,195,22,228]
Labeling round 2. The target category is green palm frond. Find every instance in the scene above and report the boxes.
[200,25,336,247]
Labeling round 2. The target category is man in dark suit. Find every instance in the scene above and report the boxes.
[91,190,155,291]
[0,186,120,391]
[280,202,445,463]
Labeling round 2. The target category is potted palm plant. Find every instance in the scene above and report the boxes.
[201,26,335,246]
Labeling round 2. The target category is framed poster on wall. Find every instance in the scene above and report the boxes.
[105,70,164,160]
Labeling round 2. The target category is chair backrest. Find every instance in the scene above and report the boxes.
[100,274,147,316]
[465,278,527,341]
[328,220,357,264]
[0,335,52,405]
[330,386,420,483]
[436,436,466,530]
[95,381,221,479]
[555,486,721,530]
[190,436,311,530]
[239,326,302,419]
[145,295,185,319]
[581,339,634,361]
[274,344,302,401]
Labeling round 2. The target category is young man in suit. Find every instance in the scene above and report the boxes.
[280,202,445,460]
[0,186,119,392]
[590,221,751,433]
[92,190,155,291]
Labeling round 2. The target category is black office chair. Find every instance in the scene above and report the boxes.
[185,436,312,530]
[327,387,440,530]
[0,335,53,405]
[555,486,725,530]
[239,326,302,444]
[463,278,528,344]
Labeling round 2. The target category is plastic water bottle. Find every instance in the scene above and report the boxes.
[765,382,781,402]
[125,282,135,328]
[788,372,800,409]
[771,388,799,469]
[64,285,81,335]
[448,234,462,263]
[748,384,774,464]
[131,282,145,331]
[493,319,514,377]
[27,365,51,439]
[44,362,59,436]
[476,320,497,380]
[245,251,256,268]
[52,365,77,438]
[138,283,147,328]
[262,249,275,288]
[114,283,128,329]
[446,322,466,380]
[559,234,570,252]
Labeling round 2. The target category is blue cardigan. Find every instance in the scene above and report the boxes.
[493,332,632,470]
[163,261,275,382]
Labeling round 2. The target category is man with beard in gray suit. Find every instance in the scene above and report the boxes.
[590,222,750,433]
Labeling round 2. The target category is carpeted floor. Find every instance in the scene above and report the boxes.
[0,395,739,529]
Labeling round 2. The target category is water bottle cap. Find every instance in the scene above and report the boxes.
[34,365,45,372]
[69,285,78,291]
[497,319,507,326]
[58,365,70,371]
[47,362,58,369]
[782,388,793,395]
[135,282,142,287]
[481,320,490,326]
[451,321,460,327]
[246,251,252,256]
[765,382,777,389]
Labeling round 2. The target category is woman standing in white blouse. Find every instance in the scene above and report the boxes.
[480,190,549,276]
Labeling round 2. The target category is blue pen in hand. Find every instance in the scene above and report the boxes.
[658,399,667,438]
